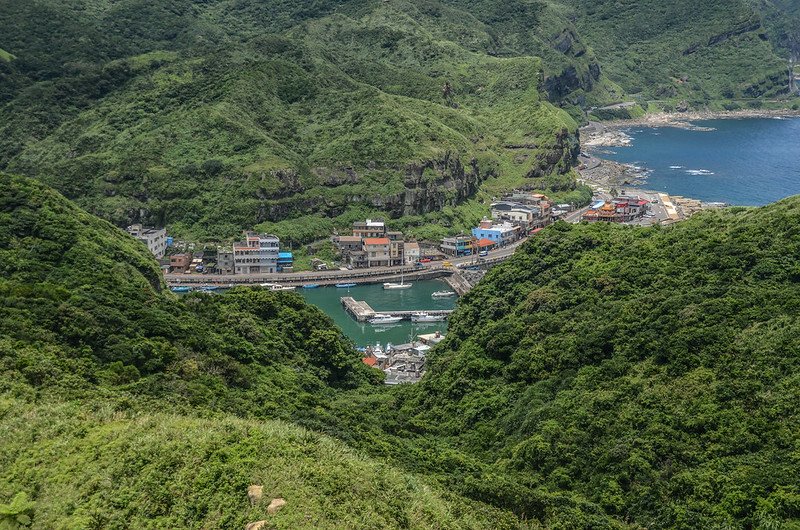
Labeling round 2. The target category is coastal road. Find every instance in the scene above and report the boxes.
[165,236,532,286]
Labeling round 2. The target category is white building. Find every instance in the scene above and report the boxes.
[233,233,280,274]
[404,242,420,264]
[126,224,167,258]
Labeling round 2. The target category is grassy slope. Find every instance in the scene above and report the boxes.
[0,399,518,529]
[333,199,800,529]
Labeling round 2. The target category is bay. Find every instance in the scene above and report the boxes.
[297,280,457,348]
[600,117,800,205]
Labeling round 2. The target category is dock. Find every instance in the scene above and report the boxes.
[340,297,454,322]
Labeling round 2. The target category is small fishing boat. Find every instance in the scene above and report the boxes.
[260,283,296,291]
[170,286,192,293]
[369,314,403,325]
[431,290,456,298]
[198,285,220,292]
[302,283,320,289]
[335,283,357,288]
[411,312,447,323]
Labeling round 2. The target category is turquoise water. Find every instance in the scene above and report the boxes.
[599,117,800,205]
[297,280,457,348]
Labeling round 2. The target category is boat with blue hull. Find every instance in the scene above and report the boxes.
[335,283,357,288]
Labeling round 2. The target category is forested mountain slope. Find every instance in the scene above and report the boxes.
[337,198,800,528]
[0,172,375,410]
[0,0,792,239]
[0,173,524,529]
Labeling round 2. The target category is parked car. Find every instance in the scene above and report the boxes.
[419,258,432,263]
[478,250,488,257]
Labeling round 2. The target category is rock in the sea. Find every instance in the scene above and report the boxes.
[267,498,287,515]
[245,521,267,530]
[247,485,263,506]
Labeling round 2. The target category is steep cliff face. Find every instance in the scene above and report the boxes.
[525,127,580,179]
[258,152,495,222]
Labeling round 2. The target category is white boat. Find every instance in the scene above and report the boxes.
[383,282,412,290]
[383,270,413,290]
[411,312,447,323]
[260,283,296,291]
[431,290,456,298]
[369,314,403,325]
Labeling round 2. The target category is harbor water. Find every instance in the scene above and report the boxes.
[600,117,800,206]
[298,280,457,347]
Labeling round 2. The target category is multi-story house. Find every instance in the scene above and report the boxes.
[233,232,280,274]
[363,237,391,268]
[352,219,386,240]
[126,224,167,258]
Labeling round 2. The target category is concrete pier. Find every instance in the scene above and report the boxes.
[340,297,454,322]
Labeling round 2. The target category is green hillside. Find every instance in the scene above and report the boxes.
[333,198,800,528]
[0,0,791,239]
[566,0,789,104]
[0,0,585,241]
[0,172,376,409]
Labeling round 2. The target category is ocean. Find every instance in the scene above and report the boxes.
[599,117,800,205]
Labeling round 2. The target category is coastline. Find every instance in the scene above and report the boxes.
[598,108,800,130]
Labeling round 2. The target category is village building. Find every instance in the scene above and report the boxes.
[352,219,386,239]
[126,224,167,258]
[363,237,391,268]
[170,253,192,273]
[404,242,420,265]
[472,218,522,246]
[582,196,649,223]
[334,235,363,255]
[233,232,280,274]
[277,252,294,272]
[440,235,475,257]
[216,248,234,275]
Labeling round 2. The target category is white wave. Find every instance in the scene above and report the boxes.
[669,165,684,169]
[685,169,715,176]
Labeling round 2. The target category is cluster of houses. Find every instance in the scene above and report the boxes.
[362,332,446,385]
[581,195,650,223]
[441,192,556,257]
[332,219,421,269]
[126,225,293,275]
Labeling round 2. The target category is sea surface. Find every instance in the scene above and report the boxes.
[298,280,457,348]
[598,117,800,205]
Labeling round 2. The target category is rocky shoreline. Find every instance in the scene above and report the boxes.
[603,107,800,130]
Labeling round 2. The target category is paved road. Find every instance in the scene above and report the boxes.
[165,236,532,285]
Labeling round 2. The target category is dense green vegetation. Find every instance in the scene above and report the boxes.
[1,0,792,241]
[0,173,378,410]
[567,0,791,105]
[0,0,586,242]
[333,197,800,528]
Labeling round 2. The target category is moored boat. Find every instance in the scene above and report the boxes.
[170,286,191,293]
[431,290,456,298]
[383,282,412,290]
[411,312,447,323]
[369,314,403,325]
[335,283,357,288]
[260,283,296,291]
[302,283,320,289]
